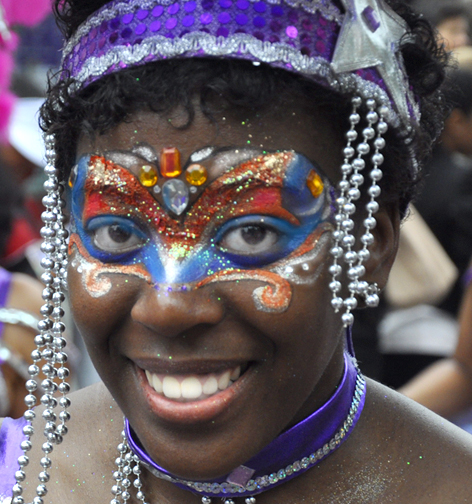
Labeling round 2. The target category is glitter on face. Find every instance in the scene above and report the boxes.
[70,150,334,311]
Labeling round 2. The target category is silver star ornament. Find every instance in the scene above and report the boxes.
[332,0,413,126]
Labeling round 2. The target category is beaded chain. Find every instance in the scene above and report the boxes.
[329,96,386,327]
[12,134,71,504]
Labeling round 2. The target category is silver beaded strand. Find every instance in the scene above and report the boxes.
[12,133,71,504]
[330,97,386,327]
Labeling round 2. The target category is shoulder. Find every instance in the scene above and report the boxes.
[357,379,472,501]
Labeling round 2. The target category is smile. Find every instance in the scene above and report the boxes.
[144,365,242,402]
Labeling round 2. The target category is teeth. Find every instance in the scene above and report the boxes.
[218,370,231,390]
[162,376,181,399]
[145,365,243,402]
[181,377,203,399]
[202,376,218,395]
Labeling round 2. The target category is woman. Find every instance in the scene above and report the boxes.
[1,0,472,502]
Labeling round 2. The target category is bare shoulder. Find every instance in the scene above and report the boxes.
[356,378,472,502]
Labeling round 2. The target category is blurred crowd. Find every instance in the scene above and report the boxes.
[1,0,472,434]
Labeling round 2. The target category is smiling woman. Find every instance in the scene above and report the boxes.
[1,0,472,503]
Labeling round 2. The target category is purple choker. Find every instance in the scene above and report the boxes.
[125,352,366,500]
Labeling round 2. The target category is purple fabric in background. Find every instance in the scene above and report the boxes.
[0,268,12,341]
[0,417,27,500]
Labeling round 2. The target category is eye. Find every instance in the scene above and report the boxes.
[219,222,279,254]
[215,215,302,267]
[86,216,148,254]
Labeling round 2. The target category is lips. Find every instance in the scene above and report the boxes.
[136,360,252,423]
[144,365,241,402]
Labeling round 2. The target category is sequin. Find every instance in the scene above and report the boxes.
[218,12,231,23]
[220,0,232,8]
[182,15,195,26]
[122,13,134,24]
[152,5,164,17]
[306,169,324,198]
[160,147,182,177]
[186,164,208,186]
[253,16,266,27]
[137,9,149,20]
[286,26,298,38]
[184,1,196,12]
[271,5,284,16]
[254,1,267,13]
[236,13,248,25]
[200,13,213,24]
[217,26,229,36]
[149,20,161,32]
[166,18,178,29]
[135,24,147,35]
[139,165,159,187]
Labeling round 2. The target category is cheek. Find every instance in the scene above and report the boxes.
[67,265,140,356]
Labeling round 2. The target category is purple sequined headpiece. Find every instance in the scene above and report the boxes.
[61,0,420,132]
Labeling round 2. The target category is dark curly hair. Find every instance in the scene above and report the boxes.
[41,0,450,215]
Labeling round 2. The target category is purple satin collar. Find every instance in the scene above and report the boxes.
[126,351,366,498]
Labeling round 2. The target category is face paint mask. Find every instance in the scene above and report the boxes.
[69,150,335,312]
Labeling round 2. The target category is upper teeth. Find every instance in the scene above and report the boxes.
[145,366,241,401]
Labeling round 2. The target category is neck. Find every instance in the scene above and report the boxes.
[125,351,366,501]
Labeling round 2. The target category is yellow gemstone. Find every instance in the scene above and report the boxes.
[185,164,208,186]
[306,170,324,198]
[139,165,158,187]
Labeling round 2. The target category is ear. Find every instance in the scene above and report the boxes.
[361,203,400,291]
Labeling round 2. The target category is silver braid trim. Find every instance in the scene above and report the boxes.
[12,134,71,504]
[330,96,385,327]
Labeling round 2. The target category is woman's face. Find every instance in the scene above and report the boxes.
[68,96,355,479]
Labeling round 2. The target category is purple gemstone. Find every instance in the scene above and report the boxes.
[122,13,134,24]
[254,1,266,13]
[121,27,132,38]
[253,16,266,28]
[235,13,248,25]
[268,34,280,43]
[220,0,232,8]
[80,48,87,60]
[271,5,283,17]
[254,31,264,40]
[152,5,164,17]
[168,3,180,15]
[165,32,175,38]
[269,19,281,32]
[362,6,380,32]
[301,46,311,56]
[98,36,106,49]
[202,0,214,10]
[100,20,108,33]
[316,27,326,39]
[200,13,213,24]
[109,32,118,43]
[286,25,298,38]
[185,1,196,12]
[137,9,149,20]
[134,37,143,44]
[217,26,229,36]
[182,15,195,26]
[319,16,327,26]
[166,18,178,29]
[135,23,147,35]
[89,40,96,53]
[218,12,231,23]
[89,27,98,39]
[236,0,249,10]
[110,18,120,30]
[150,20,162,31]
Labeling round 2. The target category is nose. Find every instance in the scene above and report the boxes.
[131,284,225,338]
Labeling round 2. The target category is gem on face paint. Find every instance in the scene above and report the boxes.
[160,147,182,177]
[153,185,161,194]
[139,164,158,187]
[189,186,198,194]
[306,169,324,198]
[185,163,208,186]
[162,179,189,215]
[68,164,78,188]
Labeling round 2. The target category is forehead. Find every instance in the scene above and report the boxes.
[76,98,343,181]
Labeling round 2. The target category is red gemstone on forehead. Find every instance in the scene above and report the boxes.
[160,147,182,177]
